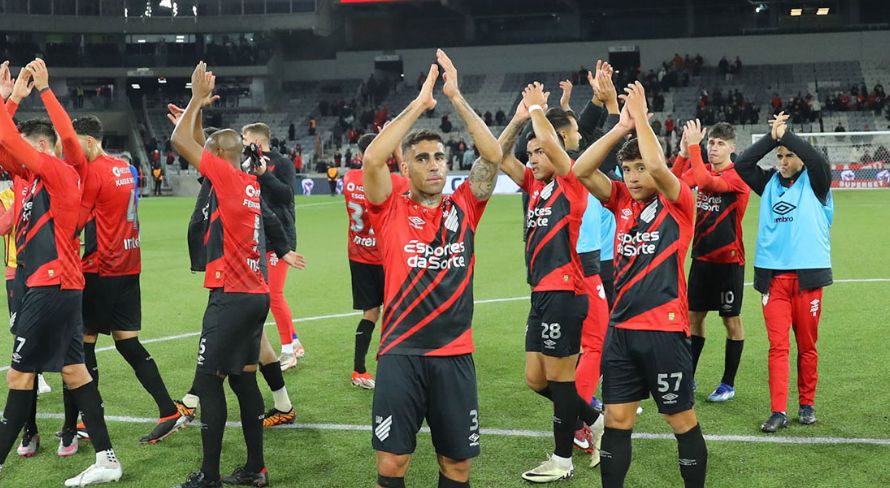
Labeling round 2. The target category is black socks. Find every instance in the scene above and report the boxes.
[354,319,376,374]
[600,427,633,488]
[194,372,226,481]
[229,372,265,473]
[690,335,705,375]
[548,380,579,459]
[722,339,744,387]
[115,337,177,418]
[0,389,35,465]
[438,472,470,487]
[260,362,286,392]
[676,424,708,487]
[69,381,112,452]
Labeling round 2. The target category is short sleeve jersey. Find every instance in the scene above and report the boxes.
[605,181,695,334]
[343,170,410,265]
[520,168,588,294]
[15,154,84,290]
[81,155,141,276]
[199,151,269,294]
[367,181,487,357]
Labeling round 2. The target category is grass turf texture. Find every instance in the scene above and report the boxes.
[1,190,889,487]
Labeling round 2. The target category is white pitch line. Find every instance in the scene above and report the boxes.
[32,413,890,446]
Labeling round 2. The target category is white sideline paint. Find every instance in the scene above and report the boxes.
[2,278,888,372]
[32,413,890,446]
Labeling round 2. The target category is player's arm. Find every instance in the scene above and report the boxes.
[572,98,635,202]
[735,113,784,196]
[28,59,86,169]
[77,169,101,231]
[262,201,305,270]
[682,119,733,192]
[172,62,216,171]
[0,88,42,175]
[0,61,12,102]
[623,82,682,201]
[775,122,832,202]
[525,82,571,177]
[497,102,530,186]
[256,158,293,205]
[437,50,502,200]
[363,64,438,204]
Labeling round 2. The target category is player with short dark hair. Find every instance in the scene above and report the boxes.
[66,114,188,446]
[572,82,708,488]
[498,83,603,482]
[362,50,501,488]
[342,132,410,389]
[671,120,751,403]
[734,112,833,433]
[0,60,122,486]
[170,62,302,488]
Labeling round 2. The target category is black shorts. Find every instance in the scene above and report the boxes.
[349,260,385,311]
[371,354,480,460]
[525,291,587,357]
[82,274,142,334]
[687,260,744,317]
[10,286,84,373]
[601,327,694,415]
[196,289,270,376]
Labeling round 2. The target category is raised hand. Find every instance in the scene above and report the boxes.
[769,111,790,140]
[678,123,689,156]
[620,81,649,122]
[25,58,49,91]
[513,96,530,122]
[0,61,12,100]
[166,103,185,125]
[683,119,704,147]
[437,49,460,99]
[522,82,549,110]
[559,80,573,111]
[617,100,634,132]
[282,251,306,270]
[190,61,216,101]
[10,67,34,103]
[595,61,618,108]
[587,60,601,99]
[415,63,438,111]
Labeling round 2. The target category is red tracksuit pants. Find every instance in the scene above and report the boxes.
[267,252,296,346]
[762,273,823,413]
[575,274,610,403]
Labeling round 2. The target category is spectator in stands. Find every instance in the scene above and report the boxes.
[484,111,493,126]
[288,123,296,141]
[834,123,846,132]
[293,150,303,174]
[326,164,339,196]
[334,150,343,168]
[151,164,164,196]
[734,56,742,75]
[496,108,507,126]
[166,150,175,166]
[440,115,453,133]
[462,145,476,171]
[308,117,317,135]
[665,114,675,136]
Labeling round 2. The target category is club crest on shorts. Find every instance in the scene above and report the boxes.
[375,415,393,442]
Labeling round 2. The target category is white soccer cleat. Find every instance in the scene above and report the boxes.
[293,343,306,359]
[590,414,605,468]
[351,371,376,389]
[64,450,122,486]
[37,374,52,395]
[521,456,574,483]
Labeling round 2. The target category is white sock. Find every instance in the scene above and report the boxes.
[281,343,294,355]
[97,449,119,466]
[182,393,199,409]
[272,387,292,412]
[551,453,573,469]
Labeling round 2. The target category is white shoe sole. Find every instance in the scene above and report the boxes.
[521,471,574,483]
[351,380,375,390]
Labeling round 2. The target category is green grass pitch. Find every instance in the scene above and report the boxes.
[1,190,889,487]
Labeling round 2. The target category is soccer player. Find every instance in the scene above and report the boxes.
[170,62,301,488]
[241,123,303,368]
[0,64,122,486]
[734,112,833,433]
[572,82,707,487]
[67,114,187,446]
[671,120,751,402]
[497,84,603,482]
[342,132,409,389]
[362,50,501,488]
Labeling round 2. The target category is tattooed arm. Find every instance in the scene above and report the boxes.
[438,49,502,200]
[497,105,529,186]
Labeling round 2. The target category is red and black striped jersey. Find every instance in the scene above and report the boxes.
[200,151,269,294]
[80,155,141,276]
[605,181,694,334]
[520,168,587,294]
[367,181,487,357]
[676,146,750,264]
[14,154,84,290]
[343,169,410,265]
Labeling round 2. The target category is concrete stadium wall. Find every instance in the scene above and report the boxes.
[281,30,890,81]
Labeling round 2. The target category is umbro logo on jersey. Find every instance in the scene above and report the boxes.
[375,415,393,442]
[444,207,459,232]
[772,201,797,216]
[640,200,658,223]
[540,181,554,200]
[408,216,426,229]
[620,208,632,221]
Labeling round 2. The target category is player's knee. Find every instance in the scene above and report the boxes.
[60,364,92,388]
[604,405,637,429]
[722,316,744,339]
[242,364,258,373]
[83,333,99,344]
[364,307,381,323]
[437,456,470,482]
[6,369,34,390]
[111,330,138,341]
[664,409,699,434]
[377,452,410,477]
[524,372,547,391]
